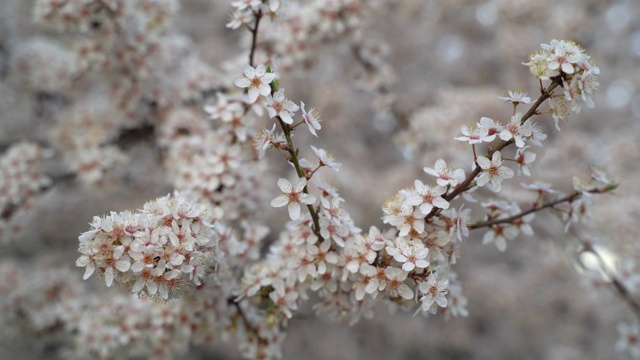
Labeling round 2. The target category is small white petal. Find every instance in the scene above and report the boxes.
[83,264,95,280]
[271,195,289,208]
[234,78,251,88]
[288,202,301,220]
[277,178,293,192]
[132,279,145,293]
[399,284,414,299]
[115,259,130,272]
[105,267,114,287]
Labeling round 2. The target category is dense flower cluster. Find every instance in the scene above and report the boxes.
[1,266,82,346]
[72,295,192,359]
[249,0,369,71]
[160,106,270,221]
[0,143,51,241]
[49,101,128,186]
[525,39,600,127]
[30,0,216,111]
[10,38,79,94]
[76,193,221,300]
[10,0,220,191]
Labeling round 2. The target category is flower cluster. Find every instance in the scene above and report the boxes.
[159,107,269,221]
[72,295,192,360]
[76,193,221,300]
[227,0,281,30]
[0,266,82,345]
[49,101,128,186]
[257,0,369,71]
[10,38,79,94]
[0,143,51,240]
[23,0,219,165]
[525,39,600,126]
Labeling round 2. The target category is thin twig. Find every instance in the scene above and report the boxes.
[579,237,640,320]
[468,185,614,230]
[248,9,263,67]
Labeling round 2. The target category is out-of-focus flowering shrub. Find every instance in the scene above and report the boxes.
[1,1,639,360]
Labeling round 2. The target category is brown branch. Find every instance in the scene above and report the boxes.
[248,9,263,67]
[468,184,615,229]
[424,79,561,223]
[580,239,640,320]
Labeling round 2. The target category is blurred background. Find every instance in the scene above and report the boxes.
[1,0,640,359]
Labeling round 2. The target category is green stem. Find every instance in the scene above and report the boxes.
[277,116,323,238]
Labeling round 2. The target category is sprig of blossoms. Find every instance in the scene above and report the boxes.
[525,39,600,116]
[63,28,613,360]
[76,193,221,300]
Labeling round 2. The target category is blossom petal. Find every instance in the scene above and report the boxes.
[234,78,251,88]
[288,202,301,220]
[277,178,293,193]
[83,264,95,280]
[105,267,114,287]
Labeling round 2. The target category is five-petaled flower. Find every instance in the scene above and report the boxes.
[499,113,532,148]
[406,179,449,215]
[498,89,532,105]
[423,159,465,187]
[476,151,514,192]
[266,88,299,124]
[455,124,496,144]
[234,64,277,103]
[515,146,536,176]
[271,177,317,220]
[311,146,341,172]
[418,273,449,315]
[254,124,277,159]
[384,267,414,300]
